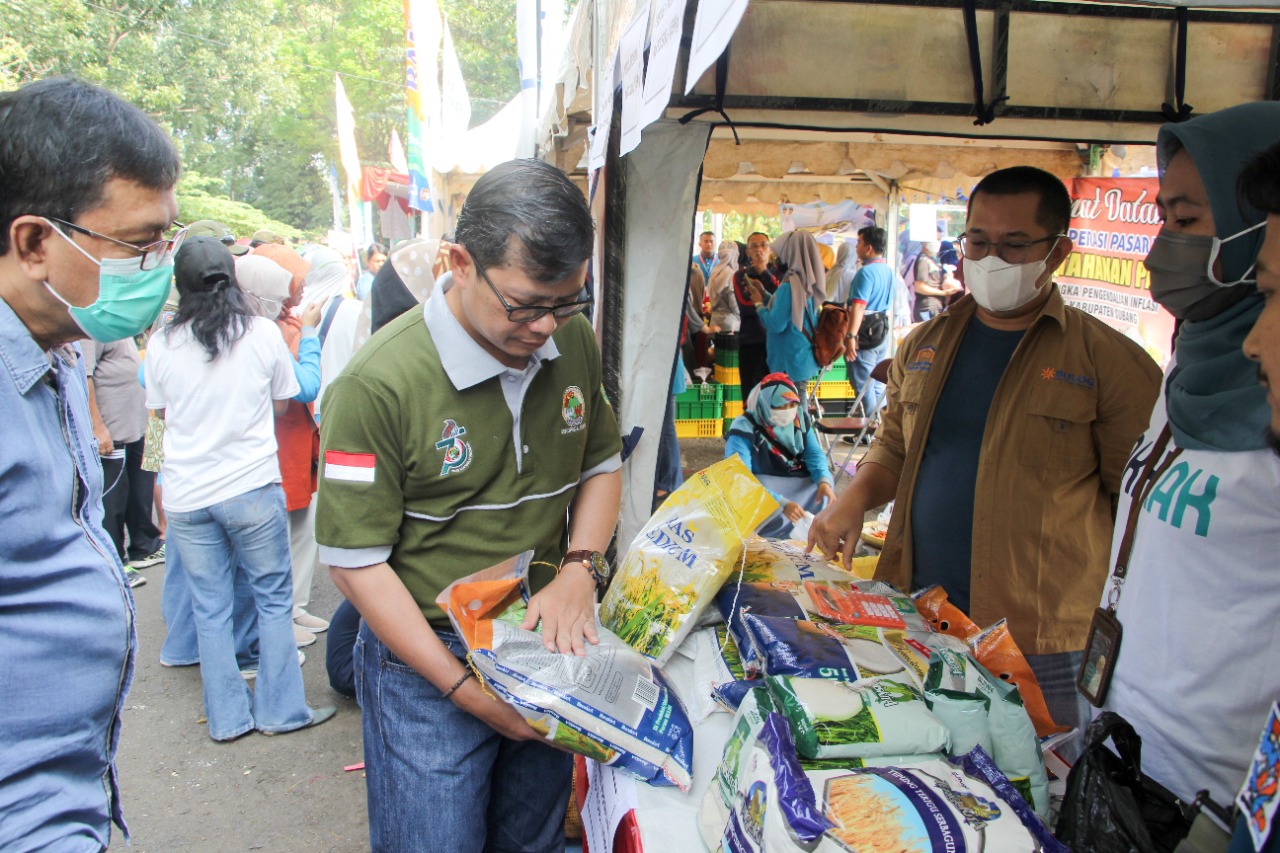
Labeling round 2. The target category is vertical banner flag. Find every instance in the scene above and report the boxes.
[1060,177,1173,365]
[640,0,688,126]
[437,17,471,171]
[389,128,409,175]
[516,0,538,157]
[404,0,441,212]
[617,12,648,156]
[685,0,749,94]
[335,74,363,201]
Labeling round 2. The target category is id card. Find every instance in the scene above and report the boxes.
[1237,702,1280,851]
[1077,607,1122,707]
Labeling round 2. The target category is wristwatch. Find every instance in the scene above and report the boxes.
[560,549,612,591]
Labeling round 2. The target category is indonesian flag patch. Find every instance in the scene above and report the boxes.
[325,450,376,483]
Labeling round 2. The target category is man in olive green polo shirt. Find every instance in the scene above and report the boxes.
[810,166,1160,744]
[316,159,622,853]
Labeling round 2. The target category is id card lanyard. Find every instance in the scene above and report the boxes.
[1080,424,1181,707]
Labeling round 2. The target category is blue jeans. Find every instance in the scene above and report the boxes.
[325,598,361,698]
[355,622,572,853]
[166,483,312,740]
[850,340,890,417]
[160,541,259,669]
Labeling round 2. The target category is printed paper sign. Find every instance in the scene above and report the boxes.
[685,0,750,94]
[640,0,688,126]
[618,12,649,156]
[588,49,618,170]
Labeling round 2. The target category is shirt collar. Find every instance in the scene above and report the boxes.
[936,282,1068,331]
[0,296,62,394]
[423,272,561,391]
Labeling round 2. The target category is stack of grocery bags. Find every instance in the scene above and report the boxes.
[438,456,1069,851]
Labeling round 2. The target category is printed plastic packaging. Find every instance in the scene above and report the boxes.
[601,456,777,664]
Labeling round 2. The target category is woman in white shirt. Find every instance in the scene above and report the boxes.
[145,237,334,741]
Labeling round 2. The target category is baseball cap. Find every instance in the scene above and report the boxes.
[174,236,236,293]
[228,238,252,257]
[250,229,285,246]
[186,220,235,244]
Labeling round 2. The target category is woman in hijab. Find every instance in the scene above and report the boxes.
[144,237,334,741]
[743,229,826,412]
[724,373,836,538]
[826,239,859,305]
[1095,101,1280,813]
[708,238,741,336]
[247,244,330,647]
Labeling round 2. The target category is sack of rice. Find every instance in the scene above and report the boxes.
[701,702,1064,852]
[734,536,877,585]
[766,675,950,760]
[970,619,1067,738]
[601,456,776,664]
[924,646,1051,818]
[443,562,695,790]
[743,614,934,687]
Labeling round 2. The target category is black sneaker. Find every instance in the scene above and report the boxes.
[124,567,147,589]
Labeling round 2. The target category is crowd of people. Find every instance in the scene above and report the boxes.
[2,72,1279,853]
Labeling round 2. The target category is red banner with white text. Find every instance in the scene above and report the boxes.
[1060,177,1174,366]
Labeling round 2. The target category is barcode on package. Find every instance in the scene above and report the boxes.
[631,676,659,711]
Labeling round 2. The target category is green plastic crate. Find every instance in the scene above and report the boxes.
[822,358,848,383]
[675,382,724,420]
[714,348,740,369]
[720,382,742,402]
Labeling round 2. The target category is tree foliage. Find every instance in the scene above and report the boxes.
[0,0,522,234]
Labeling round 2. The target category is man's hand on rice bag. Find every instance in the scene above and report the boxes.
[808,460,898,570]
[450,676,541,742]
[522,567,600,656]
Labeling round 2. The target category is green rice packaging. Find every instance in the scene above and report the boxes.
[765,675,950,760]
[924,646,1050,818]
[601,456,777,665]
[691,625,757,721]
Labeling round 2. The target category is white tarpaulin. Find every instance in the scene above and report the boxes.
[780,200,877,240]
[684,0,750,94]
[617,119,712,546]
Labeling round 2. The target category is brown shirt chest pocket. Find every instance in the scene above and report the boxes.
[1018,388,1098,471]
[896,372,930,444]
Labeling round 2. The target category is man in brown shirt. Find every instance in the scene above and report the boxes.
[809,166,1161,736]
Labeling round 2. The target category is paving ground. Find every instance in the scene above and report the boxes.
[104,436,865,852]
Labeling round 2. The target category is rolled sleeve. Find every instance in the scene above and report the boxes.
[579,452,621,484]
[319,544,393,569]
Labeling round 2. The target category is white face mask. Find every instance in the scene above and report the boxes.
[962,253,1052,313]
[769,407,797,428]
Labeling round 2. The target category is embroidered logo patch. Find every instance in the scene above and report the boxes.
[324,450,376,484]
[1040,367,1096,389]
[906,346,936,372]
[435,419,473,476]
[561,385,586,433]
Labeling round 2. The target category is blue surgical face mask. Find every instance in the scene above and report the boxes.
[43,221,173,342]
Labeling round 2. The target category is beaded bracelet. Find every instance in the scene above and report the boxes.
[441,670,474,699]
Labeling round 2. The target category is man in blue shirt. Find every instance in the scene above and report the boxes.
[844,226,895,416]
[693,230,716,282]
[0,78,182,850]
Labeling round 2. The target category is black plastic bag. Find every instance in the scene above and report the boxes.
[1057,712,1193,853]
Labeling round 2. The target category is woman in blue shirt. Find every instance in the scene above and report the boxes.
[724,373,836,538]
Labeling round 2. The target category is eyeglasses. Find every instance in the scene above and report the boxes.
[471,252,593,324]
[958,233,1063,265]
[46,217,188,271]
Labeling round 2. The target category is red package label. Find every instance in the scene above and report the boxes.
[804,581,906,629]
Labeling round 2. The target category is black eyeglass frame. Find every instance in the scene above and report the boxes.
[958,232,1065,265]
[45,217,189,271]
[470,251,593,324]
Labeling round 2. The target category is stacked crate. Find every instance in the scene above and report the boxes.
[674,381,724,438]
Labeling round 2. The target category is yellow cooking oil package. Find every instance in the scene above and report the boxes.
[601,455,777,665]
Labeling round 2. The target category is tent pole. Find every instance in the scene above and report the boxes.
[886,179,902,357]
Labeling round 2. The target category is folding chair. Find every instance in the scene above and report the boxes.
[813,358,892,483]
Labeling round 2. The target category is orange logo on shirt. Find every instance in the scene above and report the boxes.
[1041,367,1057,381]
